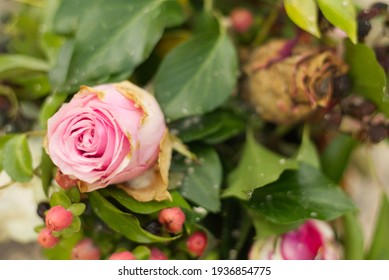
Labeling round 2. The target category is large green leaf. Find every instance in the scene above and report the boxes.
[102,188,190,215]
[89,191,179,243]
[39,92,68,129]
[246,163,356,223]
[223,131,298,200]
[284,0,320,38]
[154,19,238,121]
[51,0,179,92]
[0,54,49,78]
[317,0,357,43]
[345,42,389,117]
[367,194,389,260]
[2,134,33,182]
[320,133,358,183]
[171,145,222,212]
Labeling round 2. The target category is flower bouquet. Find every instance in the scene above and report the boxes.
[0,0,388,260]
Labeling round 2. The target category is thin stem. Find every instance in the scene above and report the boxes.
[252,1,282,46]
[365,144,386,193]
[204,0,213,14]
[0,180,15,190]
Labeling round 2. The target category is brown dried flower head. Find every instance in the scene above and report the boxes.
[244,39,349,124]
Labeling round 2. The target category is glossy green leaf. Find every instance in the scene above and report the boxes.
[176,146,222,212]
[223,131,298,200]
[246,163,357,223]
[317,0,357,43]
[66,187,81,203]
[68,203,86,216]
[103,188,190,215]
[171,109,245,144]
[39,92,68,129]
[2,134,33,182]
[52,0,177,92]
[44,231,82,260]
[320,133,358,183]
[295,125,320,169]
[50,191,72,208]
[61,216,81,237]
[0,134,15,172]
[89,191,179,243]
[154,20,238,121]
[345,42,389,117]
[343,212,364,260]
[284,0,320,38]
[0,54,49,78]
[133,245,151,260]
[41,148,54,197]
[367,194,389,259]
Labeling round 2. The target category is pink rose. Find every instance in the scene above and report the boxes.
[248,220,342,260]
[45,81,172,201]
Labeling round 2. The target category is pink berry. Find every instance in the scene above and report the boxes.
[108,251,136,260]
[55,170,78,190]
[150,247,168,260]
[230,8,254,33]
[37,228,59,249]
[71,238,101,260]
[186,231,207,257]
[158,207,186,234]
[45,205,73,232]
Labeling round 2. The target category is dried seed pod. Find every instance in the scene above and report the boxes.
[244,39,348,124]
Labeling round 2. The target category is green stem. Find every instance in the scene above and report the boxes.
[252,1,282,46]
[25,130,46,137]
[204,0,213,14]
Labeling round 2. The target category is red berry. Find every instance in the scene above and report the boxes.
[55,170,78,190]
[45,205,73,232]
[109,251,136,260]
[158,207,186,234]
[186,231,207,257]
[230,8,254,33]
[37,228,59,249]
[71,238,101,260]
[150,247,168,260]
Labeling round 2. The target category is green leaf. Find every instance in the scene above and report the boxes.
[52,0,175,92]
[317,0,357,43]
[103,188,190,215]
[39,92,68,129]
[163,0,188,28]
[295,125,320,169]
[284,0,320,38]
[174,145,222,212]
[367,194,389,259]
[41,148,54,197]
[223,130,298,200]
[61,216,81,237]
[50,191,72,208]
[44,231,82,260]
[171,109,245,144]
[345,41,389,117]
[154,19,238,121]
[2,134,33,182]
[320,133,358,183]
[132,245,151,260]
[68,203,86,216]
[0,134,15,172]
[342,212,364,260]
[0,54,49,78]
[89,191,179,243]
[66,187,81,203]
[246,163,357,224]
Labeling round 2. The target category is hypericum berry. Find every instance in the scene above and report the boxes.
[230,8,254,33]
[150,247,168,260]
[37,202,51,219]
[37,228,59,249]
[108,251,136,260]
[45,205,73,232]
[71,238,101,260]
[55,169,78,190]
[158,207,186,234]
[186,231,207,257]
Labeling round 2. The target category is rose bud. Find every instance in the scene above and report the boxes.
[244,39,348,124]
[230,8,254,33]
[186,231,207,257]
[45,81,172,202]
[71,238,101,260]
[150,247,168,260]
[248,220,341,260]
[45,205,73,232]
[158,207,186,234]
[37,228,59,249]
[108,251,136,260]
